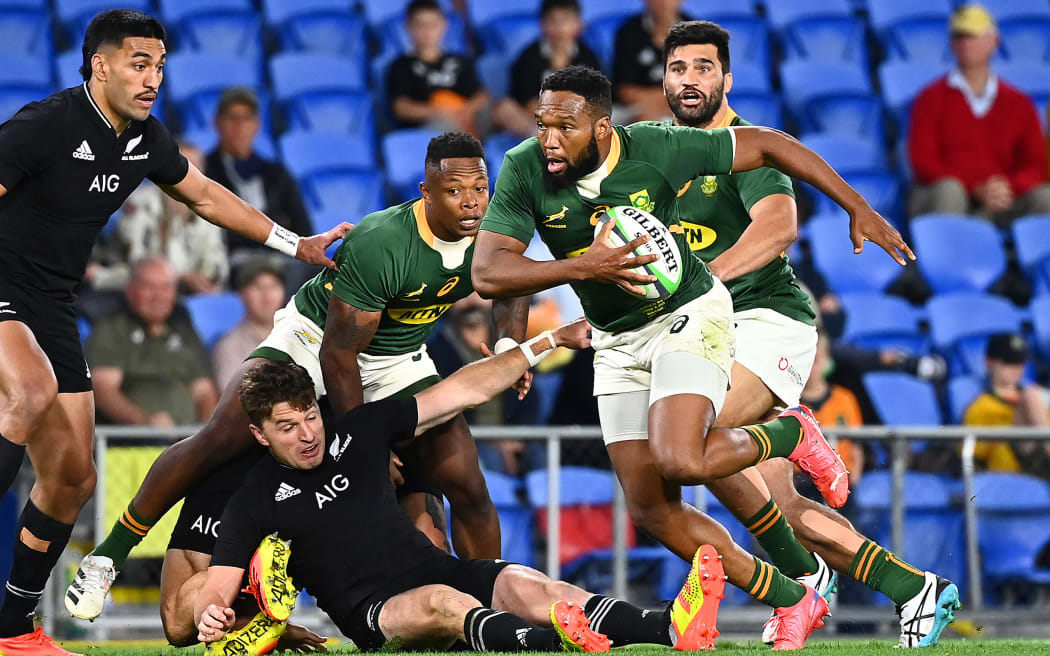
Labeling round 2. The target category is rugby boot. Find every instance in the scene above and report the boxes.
[762,552,837,645]
[0,628,84,656]
[205,611,286,656]
[896,572,961,647]
[65,553,117,620]
[769,584,830,651]
[248,533,298,622]
[782,405,850,508]
[551,601,610,653]
[670,544,726,651]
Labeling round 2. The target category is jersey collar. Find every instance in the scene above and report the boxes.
[413,199,475,251]
[82,82,115,131]
[713,105,738,129]
[574,129,622,199]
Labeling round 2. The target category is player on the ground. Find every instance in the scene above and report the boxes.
[194,348,730,653]
[662,21,959,648]
[0,10,347,655]
[471,64,910,649]
[69,133,518,623]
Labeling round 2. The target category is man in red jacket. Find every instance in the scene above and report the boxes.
[908,4,1050,227]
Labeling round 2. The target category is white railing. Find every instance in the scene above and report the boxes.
[44,424,1050,640]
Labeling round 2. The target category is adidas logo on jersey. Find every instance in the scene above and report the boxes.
[72,140,94,161]
[275,482,301,502]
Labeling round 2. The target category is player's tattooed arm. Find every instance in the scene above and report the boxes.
[707,193,797,281]
[728,126,915,265]
[490,296,533,399]
[194,565,243,644]
[319,295,381,414]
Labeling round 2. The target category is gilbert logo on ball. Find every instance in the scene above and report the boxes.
[595,206,683,300]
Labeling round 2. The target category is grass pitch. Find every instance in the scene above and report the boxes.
[62,640,1050,655]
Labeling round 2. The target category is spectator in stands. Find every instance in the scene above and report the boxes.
[964,333,1050,476]
[210,257,287,389]
[204,88,312,264]
[801,332,864,486]
[612,0,691,123]
[86,141,229,294]
[87,257,219,426]
[493,0,602,138]
[387,0,488,135]
[908,4,1050,227]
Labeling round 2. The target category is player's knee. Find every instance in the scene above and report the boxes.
[1,377,57,439]
[47,460,96,506]
[160,607,196,647]
[650,446,711,486]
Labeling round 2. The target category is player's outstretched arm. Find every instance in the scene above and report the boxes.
[491,296,533,399]
[160,162,351,270]
[194,565,243,644]
[729,126,916,265]
[319,295,382,414]
[473,221,658,298]
[414,318,590,435]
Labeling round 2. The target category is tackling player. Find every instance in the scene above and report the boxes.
[194,341,728,653]
[69,134,519,626]
[472,65,906,648]
[662,21,959,647]
[0,10,346,655]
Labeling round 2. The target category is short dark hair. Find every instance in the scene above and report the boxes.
[406,0,443,20]
[425,132,485,171]
[663,21,731,75]
[239,361,317,426]
[216,86,259,118]
[540,0,580,19]
[80,9,167,82]
[539,65,612,118]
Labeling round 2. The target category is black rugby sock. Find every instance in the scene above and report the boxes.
[0,434,25,498]
[463,608,558,652]
[0,501,74,637]
[583,595,674,646]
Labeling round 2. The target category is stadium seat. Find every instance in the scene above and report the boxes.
[840,293,928,355]
[884,18,951,62]
[1011,215,1050,294]
[1031,295,1050,361]
[726,60,771,95]
[878,60,947,128]
[279,131,375,178]
[280,132,382,217]
[270,52,370,136]
[483,470,535,568]
[863,372,943,426]
[579,0,638,24]
[383,128,441,201]
[799,134,885,172]
[987,0,1050,23]
[56,50,85,91]
[836,170,902,220]
[181,127,276,160]
[727,93,784,130]
[926,293,1022,377]
[161,0,263,61]
[467,0,540,31]
[764,0,852,30]
[973,473,1050,587]
[867,0,952,34]
[0,8,50,56]
[711,16,771,68]
[782,17,868,63]
[807,216,902,294]
[853,471,966,605]
[947,375,982,424]
[184,292,244,348]
[284,92,375,139]
[1000,18,1050,64]
[484,132,522,186]
[581,14,629,73]
[477,14,540,59]
[305,172,386,223]
[379,12,469,56]
[477,54,509,101]
[779,61,873,132]
[997,62,1050,118]
[55,0,151,41]
[165,53,262,131]
[0,54,52,121]
[271,5,368,60]
[912,215,1006,294]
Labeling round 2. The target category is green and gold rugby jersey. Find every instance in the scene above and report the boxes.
[481,122,735,333]
[675,110,815,326]
[295,199,475,356]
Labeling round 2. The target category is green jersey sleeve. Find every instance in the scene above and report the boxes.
[330,235,406,313]
[734,166,795,212]
[480,152,537,245]
[624,123,736,189]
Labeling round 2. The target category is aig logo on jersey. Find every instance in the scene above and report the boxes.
[316,474,349,509]
[89,174,120,193]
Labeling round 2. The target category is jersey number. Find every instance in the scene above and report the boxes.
[436,276,460,297]
[670,316,689,334]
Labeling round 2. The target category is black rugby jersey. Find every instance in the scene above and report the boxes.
[211,398,449,622]
[0,83,188,299]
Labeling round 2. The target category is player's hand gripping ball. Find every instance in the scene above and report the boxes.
[595,206,683,300]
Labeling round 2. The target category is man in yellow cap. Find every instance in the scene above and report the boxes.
[908,3,1050,227]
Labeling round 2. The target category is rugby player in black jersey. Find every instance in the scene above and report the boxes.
[193,325,729,653]
[0,10,347,654]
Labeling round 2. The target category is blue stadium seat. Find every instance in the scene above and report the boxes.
[926,293,1022,377]
[878,61,947,128]
[379,12,469,56]
[263,0,351,24]
[270,53,369,136]
[988,0,1050,23]
[280,132,380,217]
[477,15,539,59]
[56,50,85,90]
[0,54,52,120]
[807,216,902,294]
[581,14,629,74]
[800,134,885,172]
[912,215,1006,294]
[165,53,262,131]
[383,128,441,201]
[477,54,509,101]
[837,170,902,220]
[484,132,522,185]
[161,0,262,61]
[184,292,245,348]
[55,0,151,40]
[947,376,982,424]
[360,0,454,29]
[1031,295,1050,361]
[484,470,535,568]
[854,471,966,605]
[1011,215,1050,294]
[279,131,375,178]
[305,172,386,223]
[840,293,928,355]
[764,0,852,31]
[271,6,367,60]
[181,127,277,160]
[160,0,253,24]
[999,18,1050,64]
[780,60,873,130]
[579,0,638,24]
[864,372,943,426]
[284,93,374,139]
[714,16,771,68]
[0,9,50,56]
[997,62,1050,118]
[727,93,784,130]
[727,60,771,95]
[973,473,1050,587]
[867,0,952,34]
[467,0,539,30]
[782,17,868,63]
[884,18,951,62]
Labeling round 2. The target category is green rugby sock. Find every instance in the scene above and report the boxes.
[850,539,925,606]
[744,499,819,579]
[745,558,806,608]
[91,503,153,567]
[742,417,804,465]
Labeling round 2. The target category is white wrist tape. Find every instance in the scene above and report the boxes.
[493,337,518,354]
[519,331,556,367]
[265,223,301,257]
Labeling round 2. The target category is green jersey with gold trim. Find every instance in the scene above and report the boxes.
[675,113,814,326]
[295,199,475,355]
[481,122,735,333]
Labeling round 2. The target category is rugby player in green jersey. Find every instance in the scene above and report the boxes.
[70,135,524,644]
[662,21,958,648]
[473,65,911,649]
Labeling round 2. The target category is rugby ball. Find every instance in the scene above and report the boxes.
[594,206,683,300]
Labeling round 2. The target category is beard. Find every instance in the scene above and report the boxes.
[667,79,725,128]
[542,133,601,190]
